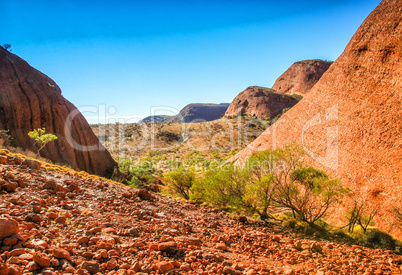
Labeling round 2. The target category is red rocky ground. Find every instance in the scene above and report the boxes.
[0,151,401,274]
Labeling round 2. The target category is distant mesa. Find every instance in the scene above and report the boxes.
[272,59,333,95]
[224,86,301,120]
[0,47,116,177]
[168,103,230,123]
[139,115,173,124]
[232,0,402,237]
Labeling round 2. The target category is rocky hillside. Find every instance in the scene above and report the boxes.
[138,116,172,124]
[272,60,332,95]
[0,48,116,177]
[1,150,401,274]
[224,86,301,120]
[231,0,402,237]
[169,103,229,123]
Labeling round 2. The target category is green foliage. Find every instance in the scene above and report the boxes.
[276,166,347,225]
[164,168,196,200]
[188,144,347,226]
[127,167,156,189]
[116,156,157,189]
[190,164,249,209]
[27,128,58,154]
[243,174,275,220]
[243,144,346,224]
[211,151,219,159]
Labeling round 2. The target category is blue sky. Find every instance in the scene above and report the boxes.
[1,0,381,123]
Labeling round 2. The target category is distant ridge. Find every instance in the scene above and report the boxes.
[139,115,172,124]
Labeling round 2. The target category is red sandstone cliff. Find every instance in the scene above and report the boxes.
[0,48,116,176]
[232,0,402,236]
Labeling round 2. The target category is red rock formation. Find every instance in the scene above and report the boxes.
[272,60,332,95]
[232,0,402,236]
[224,86,300,120]
[0,48,116,176]
[169,103,230,123]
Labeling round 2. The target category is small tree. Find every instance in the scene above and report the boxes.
[164,168,196,200]
[2,44,12,51]
[244,175,275,220]
[28,128,58,155]
[244,150,277,220]
[265,144,347,225]
[346,195,379,233]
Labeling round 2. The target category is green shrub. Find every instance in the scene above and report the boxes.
[243,144,347,225]
[190,164,248,209]
[164,169,196,200]
[116,156,157,189]
[275,166,347,225]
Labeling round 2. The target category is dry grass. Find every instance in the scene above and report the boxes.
[91,116,270,161]
[0,148,124,186]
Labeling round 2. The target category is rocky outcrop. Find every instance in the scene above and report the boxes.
[0,48,116,176]
[272,60,332,95]
[224,86,301,120]
[169,103,229,123]
[232,0,402,236]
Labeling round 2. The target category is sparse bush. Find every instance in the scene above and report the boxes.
[243,150,278,220]
[346,194,379,233]
[157,131,180,143]
[276,166,347,225]
[127,166,156,189]
[116,156,157,189]
[246,144,347,225]
[243,175,275,220]
[189,144,347,224]
[28,128,58,155]
[190,164,249,209]
[164,169,196,200]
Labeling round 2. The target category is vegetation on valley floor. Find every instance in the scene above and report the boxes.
[113,142,401,252]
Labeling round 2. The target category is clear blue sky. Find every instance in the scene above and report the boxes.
[2,0,381,123]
